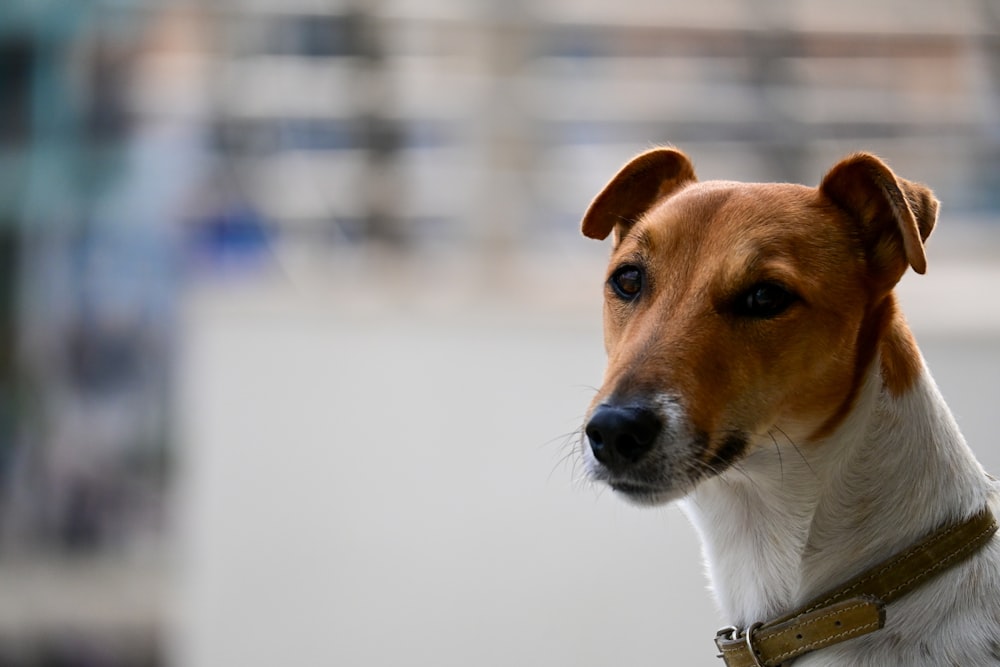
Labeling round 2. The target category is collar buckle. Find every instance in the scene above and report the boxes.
[716,623,765,666]
[714,625,738,642]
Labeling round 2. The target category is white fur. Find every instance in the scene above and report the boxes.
[681,352,1000,665]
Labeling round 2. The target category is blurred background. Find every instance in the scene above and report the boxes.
[1,0,999,665]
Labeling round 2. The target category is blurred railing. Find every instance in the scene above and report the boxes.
[205,0,1000,255]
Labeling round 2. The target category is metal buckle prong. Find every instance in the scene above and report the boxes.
[743,622,765,667]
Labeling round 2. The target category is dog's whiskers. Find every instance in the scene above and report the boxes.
[768,429,785,483]
[772,425,817,478]
[546,425,588,486]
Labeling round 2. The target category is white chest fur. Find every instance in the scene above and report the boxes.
[681,360,1000,664]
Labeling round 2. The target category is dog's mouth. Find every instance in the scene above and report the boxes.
[586,454,692,504]
[608,480,683,506]
[584,425,750,506]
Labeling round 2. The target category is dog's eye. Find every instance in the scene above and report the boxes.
[735,283,797,318]
[609,265,643,300]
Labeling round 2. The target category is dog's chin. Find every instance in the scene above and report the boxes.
[608,481,686,507]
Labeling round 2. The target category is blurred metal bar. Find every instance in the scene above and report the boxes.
[474,0,535,254]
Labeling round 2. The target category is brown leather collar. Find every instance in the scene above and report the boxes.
[714,506,998,667]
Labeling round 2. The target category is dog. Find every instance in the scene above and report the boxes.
[579,148,1000,666]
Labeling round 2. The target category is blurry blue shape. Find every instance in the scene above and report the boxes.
[187,202,273,272]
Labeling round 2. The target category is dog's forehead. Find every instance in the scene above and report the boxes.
[624,180,830,253]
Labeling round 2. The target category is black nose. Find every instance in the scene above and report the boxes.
[585,404,662,470]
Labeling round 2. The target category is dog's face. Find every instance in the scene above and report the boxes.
[581,149,938,505]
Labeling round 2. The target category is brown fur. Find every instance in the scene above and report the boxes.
[583,148,937,451]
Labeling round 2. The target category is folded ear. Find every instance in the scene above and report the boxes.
[581,148,697,243]
[820,153,938,283]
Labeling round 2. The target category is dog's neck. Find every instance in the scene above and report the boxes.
[681,321,993,628]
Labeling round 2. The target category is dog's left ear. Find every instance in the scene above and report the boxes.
[820,153,938,281]
[581,148,697,243]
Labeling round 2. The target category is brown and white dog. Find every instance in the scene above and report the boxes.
[579,148,1000,665]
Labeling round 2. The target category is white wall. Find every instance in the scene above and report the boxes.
[171,254,1000,667]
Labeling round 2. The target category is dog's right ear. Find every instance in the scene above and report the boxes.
[581,148,697,243]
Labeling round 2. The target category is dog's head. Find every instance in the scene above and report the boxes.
[580,148,938,505]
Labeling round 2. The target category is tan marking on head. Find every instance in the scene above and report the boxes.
[582,150,935,472]
[595,183,865,445]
